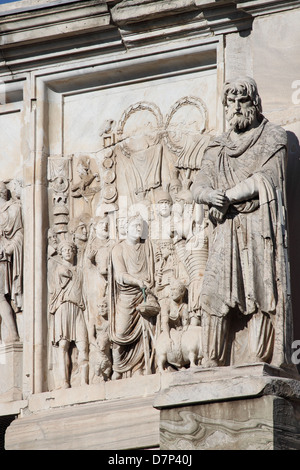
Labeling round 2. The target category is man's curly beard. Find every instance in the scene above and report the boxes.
[226,105,256,131]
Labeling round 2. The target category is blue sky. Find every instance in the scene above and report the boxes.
[0,0,23,4]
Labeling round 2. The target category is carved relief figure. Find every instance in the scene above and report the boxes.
[68,214,90,267]
[116,102,163,205]
[86,215,114,299]
[46,96,217,387]
[109,213,157,379]
[156,279,203,372]
[192,77,290,368]
[160,278,189,338]
[85,214,115,333]
[48,239,89,389]
[169,169,182,203]
[165,96,210,182]
[173,192,208,327]
[71,156,100,203]
[0,181,23,343]
[89,298,112,383]
[151,189,184,333]
[173,186,194,241]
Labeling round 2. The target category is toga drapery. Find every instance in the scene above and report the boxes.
[109,239,154,375]
[192,118,291,365]
[0,199,23,312]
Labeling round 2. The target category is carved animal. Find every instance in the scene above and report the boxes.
[155,325,203,373]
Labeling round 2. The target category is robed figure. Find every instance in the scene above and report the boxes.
[109,213,157,379]
[192,77,291,368]
[0,182,23,343]
[48,240,89,389]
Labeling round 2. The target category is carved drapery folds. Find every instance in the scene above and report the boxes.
[0,180,23,345]
[46,83,291,389]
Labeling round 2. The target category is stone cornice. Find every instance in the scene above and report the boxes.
[0,0,299,74]
[236,0,300,16]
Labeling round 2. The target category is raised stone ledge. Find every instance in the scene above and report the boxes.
[4,364,300,450]
[154,363,300,409]
[2,363,299,416]
[27,373,161,413]
[5,374,162,450]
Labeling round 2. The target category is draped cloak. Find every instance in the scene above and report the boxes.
[0,200,23,311]
[109,239,154,374]
[192,118,291,366]
[48,263,87,345]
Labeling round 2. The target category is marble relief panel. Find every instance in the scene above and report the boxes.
[46,71,217,389]
[45,72,292,391]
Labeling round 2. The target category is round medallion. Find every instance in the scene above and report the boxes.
[103,184,117,202]
[103,169,116,184]
[103,157,114,169]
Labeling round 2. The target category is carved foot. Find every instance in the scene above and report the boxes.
[202,358,219,368]
[112,371,122,380]
[158,368,169,374]
[56,381,70,390]
[4,335,20,344]
[248,354,265,364]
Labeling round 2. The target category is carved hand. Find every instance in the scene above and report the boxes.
[138,279,150,290]
[206,189,230,209]
[225,177,259,203]
[209,206,228,224]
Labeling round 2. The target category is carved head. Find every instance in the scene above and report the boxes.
[97,299,108,319]
[126,212,144,241]
[155,189,173,218]
[175,188,193,207]
[169,178,182,197]
[57,239,77,263]
[0,182,8,201]
[117,216,127,238]
[10,179,23,200]
[94,215,109,240]
[222,77,262,131]
[69,214,90,242]
[170,278,186,302]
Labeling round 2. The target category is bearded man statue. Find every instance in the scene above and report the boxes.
[192,76,292,369]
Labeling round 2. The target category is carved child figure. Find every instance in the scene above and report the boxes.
[89,299,112,383]
[156,279,203,373]
[160,278,189,338]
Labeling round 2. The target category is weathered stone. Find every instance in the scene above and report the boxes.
[155,364,300,450]
[0,343,23,401]
[159,395,300,450]
[0,0,299,451]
